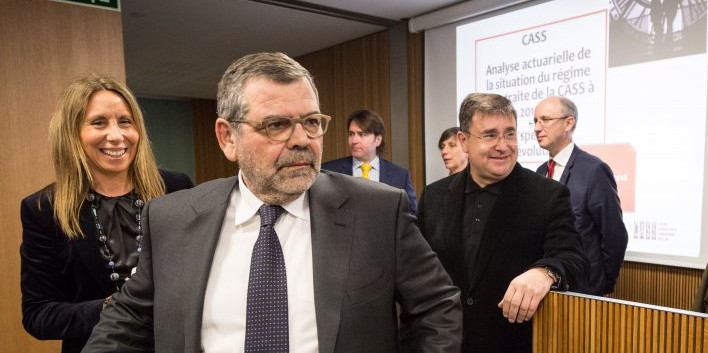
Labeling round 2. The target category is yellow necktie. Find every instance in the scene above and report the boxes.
[361,163,372,179]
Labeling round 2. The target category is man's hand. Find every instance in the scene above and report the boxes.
[497,267,554,323]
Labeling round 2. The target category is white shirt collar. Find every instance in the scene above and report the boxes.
[234,171,310,226]
[353,155,380,170]
[551,142,575,167]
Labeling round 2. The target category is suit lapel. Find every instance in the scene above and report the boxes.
[181,177,238,352]
[379,159,392,185]
[538,162,548,177]
[340,156,354,176]
[559,145,579,185]
[442,171,468,291]
[308,173,352,353]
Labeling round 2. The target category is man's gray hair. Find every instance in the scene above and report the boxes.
[555,96,578,131]
[458,93,517,133]
[216,52,319,125]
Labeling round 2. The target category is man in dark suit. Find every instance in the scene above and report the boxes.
[534,96,628,296]
[321,109,418,213]
[82,52,461,353]
[417,93,588,353]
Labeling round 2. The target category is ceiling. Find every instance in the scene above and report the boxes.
[121,0,463,100]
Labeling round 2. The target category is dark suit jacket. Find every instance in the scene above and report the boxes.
[417,164,588,353]
[321,156,418,214]
[82,170,462,353]
[537,145,628,295]
[20,170,193,353]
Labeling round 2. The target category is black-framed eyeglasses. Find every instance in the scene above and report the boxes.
[530,116,569,128]
[231,114,331,141]
[466,130,518,146]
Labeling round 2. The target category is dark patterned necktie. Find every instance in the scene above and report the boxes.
[245,205,289,353]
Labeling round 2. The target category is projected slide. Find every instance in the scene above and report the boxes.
[457,0,707,258]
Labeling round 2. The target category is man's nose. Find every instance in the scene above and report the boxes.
[533,121,543,133]
[287,122,310,147]
[492,136,511,150]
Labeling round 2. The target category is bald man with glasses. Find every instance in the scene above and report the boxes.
[534,96,628,296]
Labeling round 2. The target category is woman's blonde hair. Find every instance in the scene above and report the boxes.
[48,74,165,239]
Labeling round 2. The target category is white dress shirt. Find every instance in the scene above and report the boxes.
[201,172,319,353]
[352,155,380,181]
[549,142,575,182]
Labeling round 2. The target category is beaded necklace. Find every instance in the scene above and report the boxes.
[86,192,144,292]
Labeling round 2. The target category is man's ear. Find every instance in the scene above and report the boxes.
[215,118,239,162]
[457,131,469,154]
[565,116,576,132]
[374,134,383,147]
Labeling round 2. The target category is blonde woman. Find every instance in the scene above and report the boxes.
[20,74,193,353]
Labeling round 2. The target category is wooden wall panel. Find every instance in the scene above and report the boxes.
[191,98,235,183]
[534,292,708,353]
[299,31,391,163]
[296,47,338,163]
[0,0,125,351]
[333,31,391,161]
[406,32,424,197]
[610,261,703,310]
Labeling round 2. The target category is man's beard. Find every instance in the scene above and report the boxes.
[240,147,320,205]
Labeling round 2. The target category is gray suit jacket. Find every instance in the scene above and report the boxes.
[82,170,461,353]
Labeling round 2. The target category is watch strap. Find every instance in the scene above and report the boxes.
[544,266,561,290]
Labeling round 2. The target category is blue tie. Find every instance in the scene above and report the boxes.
[245,205,289,353]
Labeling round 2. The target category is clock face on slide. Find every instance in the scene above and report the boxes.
[608,0,707,67]
[609,0,706,44]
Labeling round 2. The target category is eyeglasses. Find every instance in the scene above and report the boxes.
[530,116,569,128]
[466,130,518,146]
[231,114,331,141]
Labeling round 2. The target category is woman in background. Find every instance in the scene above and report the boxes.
[438,126,468,175]
[20,74,193,353]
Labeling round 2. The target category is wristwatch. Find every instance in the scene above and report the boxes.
[544,267,561,290]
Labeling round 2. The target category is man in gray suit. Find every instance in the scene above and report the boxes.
[82,52,461,353]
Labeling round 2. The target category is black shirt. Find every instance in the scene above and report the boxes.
[462,175,500,285]
[93,191,141,285]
